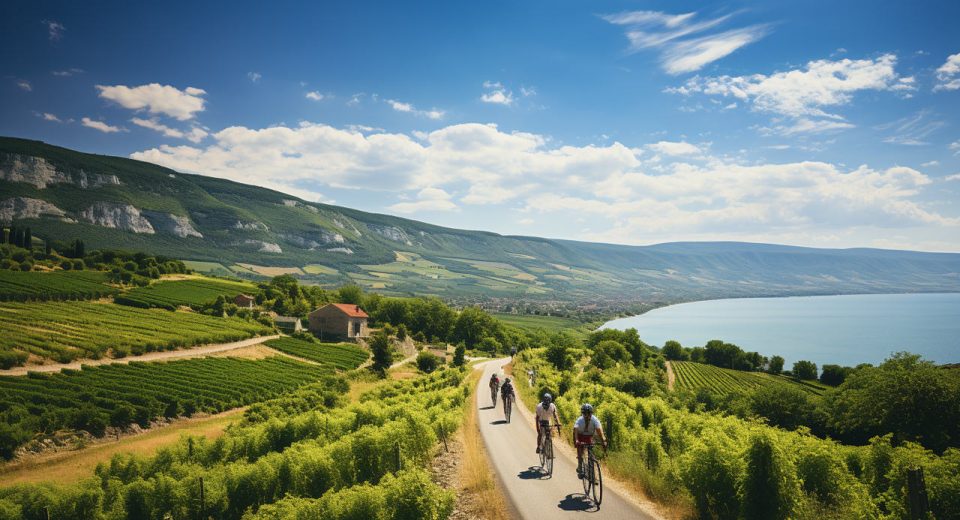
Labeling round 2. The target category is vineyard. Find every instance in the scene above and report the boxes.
[266,337,369,369]
[0,301,271,366]
[0,356,330,459]
[0,367,467,519]
[672,360,828,396]
[114,277,257,310]
[0,270,117,302]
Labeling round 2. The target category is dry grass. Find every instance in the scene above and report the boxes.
[208,344,277,360]
[458,368,511,520]
[0,408,245,487]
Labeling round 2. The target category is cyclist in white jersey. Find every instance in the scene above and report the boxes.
[534,393,561,453]
[573,403,606,477]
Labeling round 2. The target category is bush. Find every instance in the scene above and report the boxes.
[792,360,817,380]
[453,344,465,367]
[416,351,440,373]
[741,433,799,520]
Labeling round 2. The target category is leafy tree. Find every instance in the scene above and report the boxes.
[704,339,742,369]
[767,355,785,375]
[369,331,393,375]
[742,433,799,520]
[749,385,815,430]
[451,307,499,349]
[337,284,364,305]
[662,340,686,360]
[545,342,573,371]
[819,364,852,386]
[590,340,631,369]
[478,336,501,354]
[416,351,440,373]
[452,343,465,367]
[792,360,818,380]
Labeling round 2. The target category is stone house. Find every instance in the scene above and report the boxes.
[308,303,369,340]
[274,316,303,334]
[234,294,255,309]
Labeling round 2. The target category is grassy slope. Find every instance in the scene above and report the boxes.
[4,136,960,302]
[672,360,830,396]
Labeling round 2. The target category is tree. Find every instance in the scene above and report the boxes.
[478,336,502,354]
[545,342,572,371]
[749,385,815,430]
[453,343,465,367]
[452,307,499,349]
[369,330,393,375]
[416,351,440,373]
[767,355,785,375]
[741,433,799,520]
[819,364,851,386]
[22,228,31,250]
[792,360,818,380]
[590,340,631,369]
[662,340,686,360]
[337,284,364,305]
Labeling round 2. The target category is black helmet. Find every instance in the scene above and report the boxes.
[581,403,594,414]
[505,377,511,383]
[542,393,553,403]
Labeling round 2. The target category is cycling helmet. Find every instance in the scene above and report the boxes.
[505,377,511,383]
[542,393,553,403]
[581,403,594,414]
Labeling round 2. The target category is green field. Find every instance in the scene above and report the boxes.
[114,277,257,310]
[0,301,272,366]
[181,260,234,277]
[0,270,118,302]
[672,360,828,396]
[492,312,587,334]
[0,356,330,459]
[266,337,369,369]
[302,263,339,275]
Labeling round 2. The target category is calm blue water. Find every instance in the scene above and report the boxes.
[601,293,960,368]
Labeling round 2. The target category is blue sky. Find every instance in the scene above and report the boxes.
[3,0,960,251]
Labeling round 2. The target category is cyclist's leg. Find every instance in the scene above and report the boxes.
[536,422,542,452]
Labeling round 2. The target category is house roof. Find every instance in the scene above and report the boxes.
[235,294,255,300]
[274,316,301,323]
[328,303,369,318]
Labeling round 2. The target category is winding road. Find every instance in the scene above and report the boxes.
[475,358,661,519]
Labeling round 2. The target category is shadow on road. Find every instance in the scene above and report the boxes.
[490,419,508,425]
[558,494,597,512]
[518,466,550,480]
[479,405,496,410]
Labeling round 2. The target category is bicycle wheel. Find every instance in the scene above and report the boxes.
[505,397,512,422]
[591,458,603,506]
[581,454,592,496]
[544,437,554,476]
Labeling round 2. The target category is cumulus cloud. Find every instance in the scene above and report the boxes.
[386,99,444,119]
[945,173,960,182]
[96,83,207,120]
[128,120,956,245]
[480,81,514,106]
[305,91,324,101]
[602,10,768,74]
[81,117,125,133]
[388,187,457,214]
[668,54,913,134]
[934,52,960,91]
[131,117,208,143]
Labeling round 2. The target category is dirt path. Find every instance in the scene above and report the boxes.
[475,358,662,519]
[0,407,246,486]
[665,360,675,391]
[1,334,281,376]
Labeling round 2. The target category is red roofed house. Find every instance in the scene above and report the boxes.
[308,303,369,340]
[234,294,255,309]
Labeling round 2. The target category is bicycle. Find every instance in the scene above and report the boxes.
[578,441,604,506]
[503,394,513,423]
[539,423,561,476]
[490,384,498,408]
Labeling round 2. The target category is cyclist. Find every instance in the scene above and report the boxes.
[489,373,500,407]
[573,403,607,478]
[535,393,561,453]
[500,377,515,414]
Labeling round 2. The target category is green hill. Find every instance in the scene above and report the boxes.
[3,136,960,304]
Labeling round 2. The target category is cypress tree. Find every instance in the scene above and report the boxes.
[23,228,31,250]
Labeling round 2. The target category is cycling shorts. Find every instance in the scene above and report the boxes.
[575,433,595,445]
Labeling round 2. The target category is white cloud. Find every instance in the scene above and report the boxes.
[247,72,262,83]
[388,187,457,214]
[520,86,537,97]
[602,10,768,74]
[17,80,31,92]
[921,160,939,167]
[38,112,62,123]
[386,99,445,120]
[43,20,65,41]
[934,52,960,91]
[944,173,960,182]
[96,83,207,121]
[951,140,960,155]
[669,54,912,134]
[81,117,125,133]
[647,140,701,156]
[878,110,945,146]
[131,117,208,143]
[347,93,364,106]
[305,91,324,101]
[481,81,514,106]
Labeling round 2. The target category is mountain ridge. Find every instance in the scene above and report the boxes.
[2,136,959,305]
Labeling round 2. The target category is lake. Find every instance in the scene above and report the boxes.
[600,293,960,368]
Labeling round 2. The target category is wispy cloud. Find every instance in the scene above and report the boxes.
[131,117,207,143]
[51,68,84,77]
[96,83,207,121]
[945,173,960,182]
[934,52,960,91]
[247,72,262,83]
[305,91,324,101]
[602,10,768,74]
[667,54,914,135]
[388,187,458,214]
[36,112,62,123]
[386,98,445,120]
[42,20,65,41]
[81,117,125,133]
[16,79,31,92]
[878,110,945,146]
[480,81,515,105]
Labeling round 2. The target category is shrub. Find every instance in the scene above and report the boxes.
[741,433,799,520]
[416,351,440,373]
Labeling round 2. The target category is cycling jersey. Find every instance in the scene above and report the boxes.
[573,415,602,440]
[535,402,557,424]
[501,382,515,397]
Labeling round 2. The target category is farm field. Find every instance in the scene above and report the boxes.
[0,301,271,366]
[302,263,339,275]
[181,260,234,277]
[114,277,257,309]
[0,270,117,302]
[492,312,587,334]
[233,263,304,276]
[0,356,330,459]
[672,360,829,396]
[265,337,369,369]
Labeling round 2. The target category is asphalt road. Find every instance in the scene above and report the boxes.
[476,358,660,519]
